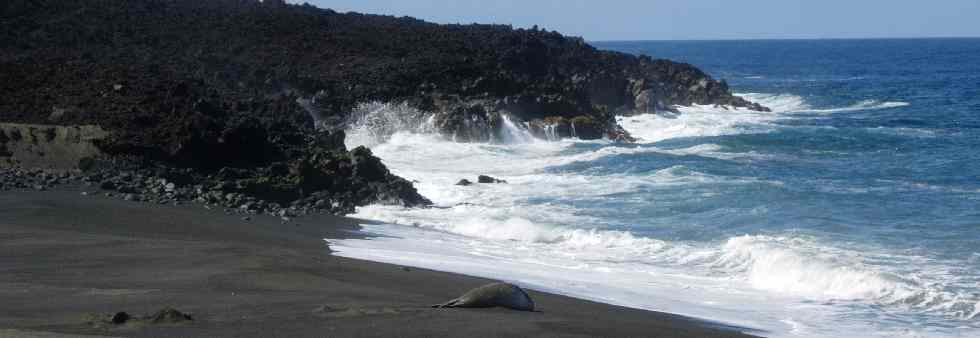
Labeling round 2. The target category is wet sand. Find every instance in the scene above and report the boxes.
[0,190,760,337]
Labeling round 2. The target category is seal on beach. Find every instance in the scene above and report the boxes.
[432,282,535,311]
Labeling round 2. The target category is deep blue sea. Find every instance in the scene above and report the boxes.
[329,39,980,337]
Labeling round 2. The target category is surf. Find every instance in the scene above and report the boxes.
[329,85,977,337]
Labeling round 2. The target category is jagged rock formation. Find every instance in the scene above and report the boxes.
[0,131,427,215]
[0,0,766,213]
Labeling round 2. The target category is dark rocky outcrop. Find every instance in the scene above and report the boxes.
[477,175,507,184]
[1,0,765,213]
[0,126,430,214]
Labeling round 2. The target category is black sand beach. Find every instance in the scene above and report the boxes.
[0,190,758,337]
[0,2,773,336]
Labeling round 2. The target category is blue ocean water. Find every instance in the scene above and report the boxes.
[594,39,980,261]
[330,39,980,337]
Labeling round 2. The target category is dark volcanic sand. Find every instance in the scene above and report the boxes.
[0,190,760,337]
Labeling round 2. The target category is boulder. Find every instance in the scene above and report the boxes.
[111,312,130,324]
[478,175,506,184]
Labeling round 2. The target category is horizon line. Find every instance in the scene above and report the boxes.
[589,36,980,43]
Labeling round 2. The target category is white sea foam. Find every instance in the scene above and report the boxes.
[741,93,810,112]
[739,93,909,114]
[713,235,913,300]
[331,95,975,337]
[329,222,980,337]
[330,221,980,337]
[616,106,776,143]
[800,100,911,114]
[617,93,805,144]
[617,94,910,144]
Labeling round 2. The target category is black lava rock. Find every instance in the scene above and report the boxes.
[111,312,130,325]
[478,175,507,184]
[0,0,766,215]
[150,307,193,324]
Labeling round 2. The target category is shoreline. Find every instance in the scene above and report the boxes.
[0,189,760,337]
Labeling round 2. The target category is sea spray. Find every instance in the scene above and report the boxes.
[499,114,537,144]
[344,102,433,147]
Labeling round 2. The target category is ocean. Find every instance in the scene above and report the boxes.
[328,38,980,337]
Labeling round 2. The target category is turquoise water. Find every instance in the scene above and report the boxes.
[331,39,980,337]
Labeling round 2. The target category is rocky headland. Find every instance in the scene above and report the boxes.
[0,0,768,215]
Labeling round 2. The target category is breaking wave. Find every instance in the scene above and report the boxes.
[801,100,911,114]
[332,92,973,337]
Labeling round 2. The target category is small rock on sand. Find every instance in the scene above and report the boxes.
[111,311,130,324]
[150,307,193,323]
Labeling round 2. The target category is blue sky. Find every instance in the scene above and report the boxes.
[297,0,980,41]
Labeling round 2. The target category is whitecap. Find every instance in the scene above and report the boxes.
[865,126,937,138]
[797,100,910,114]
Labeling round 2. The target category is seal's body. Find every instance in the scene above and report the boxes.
[432,282,535,311]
